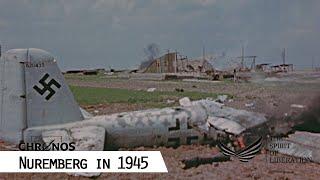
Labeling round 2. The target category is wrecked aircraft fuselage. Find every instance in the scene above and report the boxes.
[24,100,268,150]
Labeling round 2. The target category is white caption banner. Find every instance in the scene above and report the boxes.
[0,151,168,173]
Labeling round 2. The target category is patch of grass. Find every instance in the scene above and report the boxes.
[64,73,107,83]
[70,86,221,106]
[65,73,126,82]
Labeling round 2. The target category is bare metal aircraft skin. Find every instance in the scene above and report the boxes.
[0,49,267,150]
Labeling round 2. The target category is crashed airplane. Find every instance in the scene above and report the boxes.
[0,48,268,150]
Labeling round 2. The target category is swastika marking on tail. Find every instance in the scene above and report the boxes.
[33,73,61,100]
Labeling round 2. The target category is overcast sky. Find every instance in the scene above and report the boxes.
[0,0,319,70]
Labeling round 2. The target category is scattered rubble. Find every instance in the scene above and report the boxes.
[265,77,281,82]
[68,172,100,178]
[1,144,18,151]
[94,110,99,114]
[245,102,255,108]
[182,79,220,83]
[290,104,306,109]
[216,95,228,103]
[166,99,175,104]
[175,88,184,92]
[147,88,156,92]
[206,97,214,101]
[105,72,114,76]
[180,153,230,169]
[179,97,192,106]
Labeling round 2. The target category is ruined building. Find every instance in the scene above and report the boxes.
[271,64,294,72]
[143,52,214,74]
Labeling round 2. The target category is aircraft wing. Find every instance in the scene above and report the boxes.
[42,126,105,151]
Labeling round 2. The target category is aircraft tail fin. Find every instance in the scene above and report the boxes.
[0,48,84,143]
[23,48,84,127]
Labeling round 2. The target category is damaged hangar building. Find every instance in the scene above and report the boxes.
[141,52,214,74]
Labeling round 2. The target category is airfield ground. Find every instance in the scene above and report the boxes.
[1,71,320,179]
[66,71,320,120]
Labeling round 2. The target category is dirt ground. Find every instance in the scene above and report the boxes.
[1,71,320,180]
[1,144,320,179]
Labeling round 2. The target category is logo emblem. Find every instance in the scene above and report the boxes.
[218,137,262,162]
[33,73,61,100]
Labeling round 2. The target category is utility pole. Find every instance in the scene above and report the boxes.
[252,56,256,70]
[175,50,177,73]
[282,48,286,65]
[241,44,244,69]
[312,56,314,71]
[235,45,257,71]
[202,45,205,61]
[165,49,169,73]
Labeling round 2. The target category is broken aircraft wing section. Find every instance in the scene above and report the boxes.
[191,100,267,135]
[207,117,246,135]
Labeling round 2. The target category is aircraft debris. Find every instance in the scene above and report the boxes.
[290,104,306,109]
[166,99,175,104]
[179,97,192,106]
[175,88,184,92]
[94,110,99,114]
[1,144,18,151]
[245,102,255,108]
[68,172,101,178]
[182,79,220,83]
[105,72,114,76]
[23,99,269,150]
[80,107,93,119]
[180,153,230,169]
[207,117,246,135]
[206,97,214,101]
[216,95,228,103]
[147,88,156,92]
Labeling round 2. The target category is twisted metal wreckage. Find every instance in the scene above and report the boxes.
[0,49,319,164]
